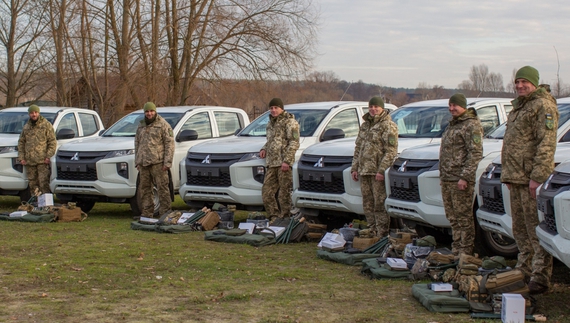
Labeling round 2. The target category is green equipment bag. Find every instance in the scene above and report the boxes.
[204,230,275,247]
[317,250,378,266]
[156,224,195,233]
[0,213,56,222]
[412,283,470,313]
[360,258,411,279]
[130,221,159,232]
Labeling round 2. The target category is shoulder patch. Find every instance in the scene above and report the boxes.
[292,130,299,140]
[388,134,396,146]
[169,129,173,137]
[546,113,554,130]
[472,133,481,144]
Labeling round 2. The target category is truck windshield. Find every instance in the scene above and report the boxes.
[239,109,328,137]
[485,102,570,139]
[0,111,56,134]
[103,112,184,137]
[391,106,450,138]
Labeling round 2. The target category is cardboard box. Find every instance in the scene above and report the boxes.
[501,293,525,323]
[38,193,54,207]
[261,226,286,238]
[9,211,27,217]
[353,236,380,250]
[386,257,408,270]
[318,233,346,251]
[431,283,453,292]
[238,222,255,234]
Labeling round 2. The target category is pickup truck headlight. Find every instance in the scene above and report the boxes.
[0,146,17,154]
[104,149,135,159]
[239,152,261,162]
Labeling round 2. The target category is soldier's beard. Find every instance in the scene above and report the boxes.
[145,115,157,125]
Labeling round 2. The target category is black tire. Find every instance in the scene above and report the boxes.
[130,173,173,218]
[18,188,31,203]
[481,230,519,258]
[76,200,96,213]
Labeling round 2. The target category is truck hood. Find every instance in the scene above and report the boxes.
[397,138,439,153]
[0,134,19,147]
[57,136,134,152]
[492,141,570,166]
[398,138,505,160]
[302,137,356,156]
[190,136,269,153]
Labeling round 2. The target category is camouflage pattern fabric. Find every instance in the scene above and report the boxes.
[134,115,175,168]
[26,164,51,195]
[135,114,175,218]
[510,183,552,287]
[17,115,56,166]
[441,181,475,256]
[262,166,293,218]
[439,108,483,183]
[360,175,390,238]
[351,110,398,175]
[139,163,171,218]
[261,111,300,168]
[501,86,558,185]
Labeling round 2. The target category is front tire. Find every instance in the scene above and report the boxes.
[481,230,518,258]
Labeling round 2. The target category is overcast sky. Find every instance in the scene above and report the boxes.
[314,0,570,89]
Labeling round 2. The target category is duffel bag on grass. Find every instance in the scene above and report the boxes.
[317,249,378,266]
[360,258,411,279]
[412,283,470,313]
[0,213,56,222]
[130,221,195,233]
[204,230,275,247]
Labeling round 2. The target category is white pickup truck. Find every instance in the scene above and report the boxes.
[292,98,512,220]
[50,106,249,215]
[0,106,105,201]
[476,97,570,256]
[179,101,383,210]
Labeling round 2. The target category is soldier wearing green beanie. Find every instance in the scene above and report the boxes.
[28,104,40,113]
[502,66,558,294]
[144,102,156,112]
[449,93,467,109]
[368,96,385,109]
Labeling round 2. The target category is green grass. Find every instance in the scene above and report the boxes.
[0,195,569,322]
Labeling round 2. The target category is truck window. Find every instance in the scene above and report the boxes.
[181,112,212,139]
[214,111,241,136]
[56,113,79,138]
[323,108,360,138]
[392,106,450,138]
[240,109,327,137]
[476,105,500,135]
[78,113,99,136]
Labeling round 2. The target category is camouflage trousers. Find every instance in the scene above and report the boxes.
[262,167,292,218]
[510,183,552,286]
[360,175,389,238]
[139,164,171,218]
[26,164,51,195]
[441,181,475,256]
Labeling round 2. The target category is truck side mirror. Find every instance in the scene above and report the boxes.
[178,129,199,142]
[57,128,76,140]
[321,128,345,142]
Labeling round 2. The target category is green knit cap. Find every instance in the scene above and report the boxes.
[143,102,156,112]
[268,98,284,109]
[368,96,385,108]
[449,93,467,108]
[515,66,539,88]
[28,104,40,113]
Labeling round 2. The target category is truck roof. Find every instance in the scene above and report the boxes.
[284,101,367,110]
[401,97,512,108]
[0,106,91,113]
[129,106,246,113]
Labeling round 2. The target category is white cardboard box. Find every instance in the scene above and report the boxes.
[238,222,256,234]
[261,226,286,238]
[9,211,28,217]
[430,283,453,292]
[177,212,195,224]
[502,293,525,323]
[38,193,54,207]
[386,257,408,269]
[318,232,346,251]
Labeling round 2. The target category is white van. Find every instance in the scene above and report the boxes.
[0,107,104,201]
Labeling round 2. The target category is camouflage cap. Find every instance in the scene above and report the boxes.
[144,102,156,112]
[28,104,40,113]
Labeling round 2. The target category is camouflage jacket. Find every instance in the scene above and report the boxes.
[17,115,57,166]
[261,111,300,167]
[351,110,398,175]
[135,115,175,168]
[439,108,483,183]
[501,87,558,185]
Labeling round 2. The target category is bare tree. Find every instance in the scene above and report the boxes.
[415,82,432,100]
[488,72,504,92]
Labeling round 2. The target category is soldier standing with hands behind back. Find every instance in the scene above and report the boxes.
[439,93,483,256]
[351,97,398,238]
[135,102,175,219]
[501,66,558,295]
[260,98,300,220]
[18,104,57,196]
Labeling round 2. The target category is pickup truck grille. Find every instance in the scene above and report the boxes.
[388,158,438,202]
[537,171,570,234]
[56,151,108,181]
[297,154,353,194]
[479,163,505,214]
[185,152,246,187]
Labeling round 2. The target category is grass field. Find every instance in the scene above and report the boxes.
[0,195,569,322]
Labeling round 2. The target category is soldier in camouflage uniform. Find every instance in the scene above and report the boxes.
[18,104,57,195]
[134,102,175,218]
[501,66,558,295]
[439,93,483,256]
[260,98,300,219]
[351,97,398,238]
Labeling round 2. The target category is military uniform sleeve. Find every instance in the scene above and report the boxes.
[531,99,559,183]
[351,124,365,172]
[17,128,26,161]
[45,124,57,158]
[282,119,300,166]
[162,123,175,168]
[378,121,398,174]
[459,120,483,183]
